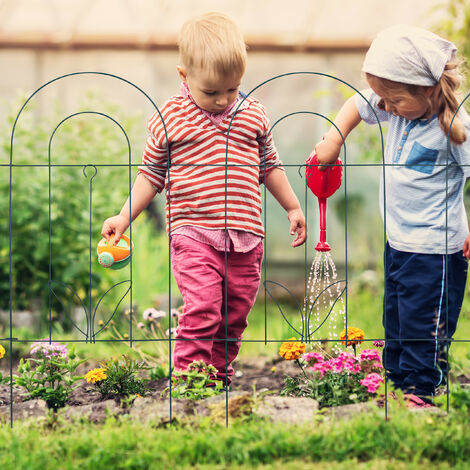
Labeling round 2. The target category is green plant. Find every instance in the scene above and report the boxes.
[0,96,142,321]
[149,362,171,381]
[85,355,149,398]
[13,341,84,409]
[163,360,223,400]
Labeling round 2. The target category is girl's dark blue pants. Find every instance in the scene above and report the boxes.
[383,243,468,397]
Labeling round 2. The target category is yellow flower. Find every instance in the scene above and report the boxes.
[279,337,306,360]
[124,333,129,340]
[84,368,107,383]
[98,320,104,326]
[340,327,365,347]
[0,345,5,359]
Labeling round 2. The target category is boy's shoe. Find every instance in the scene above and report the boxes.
[404,394,435,409]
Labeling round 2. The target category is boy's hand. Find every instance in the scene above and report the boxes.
[463,233,470,259]
[288,208,306,247]
[314,138,342,171]
[101,215,130,244]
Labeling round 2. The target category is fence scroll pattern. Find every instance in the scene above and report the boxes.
[3,71,469,426]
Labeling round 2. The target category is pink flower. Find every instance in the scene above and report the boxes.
[373,340,385,348]
[359,349,381,363]
[360,372,384,394]
[303,351,324,365]
[30,341,68,360]
[312,360,332,378]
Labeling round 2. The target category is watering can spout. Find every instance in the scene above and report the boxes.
[315,197,331,252]
[305,152,342,252]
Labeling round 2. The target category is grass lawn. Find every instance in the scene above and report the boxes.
[1,402,469,469]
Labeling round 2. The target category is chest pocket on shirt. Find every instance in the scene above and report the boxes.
[405,142,438,175]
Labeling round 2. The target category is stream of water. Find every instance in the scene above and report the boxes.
[303,251,345,353]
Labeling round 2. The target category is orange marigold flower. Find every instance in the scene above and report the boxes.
[279,337,306,360]
[340,327,365,347]
[84,368,107,383]
[0,344,5,360]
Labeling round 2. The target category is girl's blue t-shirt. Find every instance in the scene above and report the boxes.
[355,89,470,254]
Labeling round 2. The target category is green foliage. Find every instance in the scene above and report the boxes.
[13,343,84,410]
[149,362,171,381]
[164,360,224,400]
[281,371,371,407]
[436,384,470,412]
[1,409,470,468]
[0,96,141,318]
[92,355,149,398]
[432,0,470,82]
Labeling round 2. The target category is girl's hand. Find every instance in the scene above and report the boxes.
[463,233,470,259]
[314,138,342,171]
[101,215,130,244]
[287,208,306,247]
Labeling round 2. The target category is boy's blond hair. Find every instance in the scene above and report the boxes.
[178,12,247,77]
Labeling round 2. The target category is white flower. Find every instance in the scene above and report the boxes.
[165,327,177,337]
[142,308,166,321]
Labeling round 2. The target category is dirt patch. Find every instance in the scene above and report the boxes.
[0,355,297,409]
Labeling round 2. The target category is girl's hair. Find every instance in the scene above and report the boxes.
[178,12,247,78]
[366,60,466,145]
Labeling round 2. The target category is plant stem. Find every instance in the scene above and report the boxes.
[296,359,309,380]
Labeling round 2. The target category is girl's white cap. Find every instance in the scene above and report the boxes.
[362,24,456,86]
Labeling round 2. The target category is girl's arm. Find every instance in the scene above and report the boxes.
[265,168,306,247]
[101,173,157,243]
[315,96,362,168]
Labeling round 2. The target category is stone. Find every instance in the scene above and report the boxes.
[0,399,48,423]
[256,396,319,424]
[129,397,189,423]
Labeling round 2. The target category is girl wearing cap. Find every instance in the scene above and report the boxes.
[315,25,470,408]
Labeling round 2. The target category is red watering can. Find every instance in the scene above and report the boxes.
[305,152,342,252]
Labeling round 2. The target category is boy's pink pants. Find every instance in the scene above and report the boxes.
[170,234,263,383]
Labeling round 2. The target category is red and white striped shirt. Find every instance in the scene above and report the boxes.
[138,94,282,237]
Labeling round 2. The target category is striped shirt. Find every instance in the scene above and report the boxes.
[138,94,282,237]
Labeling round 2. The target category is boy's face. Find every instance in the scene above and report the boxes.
[177,66,242,114]
[368,78,433,121]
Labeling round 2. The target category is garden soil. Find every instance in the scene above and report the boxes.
[0,355,297,408]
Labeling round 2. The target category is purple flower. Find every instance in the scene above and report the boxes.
[30,341,68,360]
